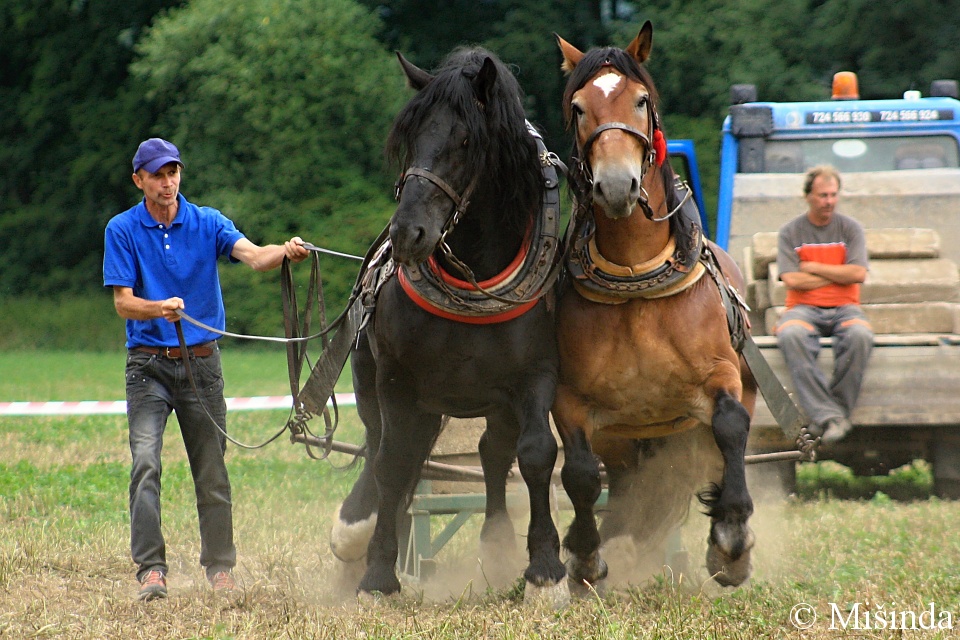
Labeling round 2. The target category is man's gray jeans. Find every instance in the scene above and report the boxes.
[775,304,874,429]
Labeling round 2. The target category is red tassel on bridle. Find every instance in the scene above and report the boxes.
[653,129,667,167]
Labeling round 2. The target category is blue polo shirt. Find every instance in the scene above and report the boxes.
[103,194,246,348]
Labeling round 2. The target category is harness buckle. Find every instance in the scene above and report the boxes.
[394,173,405,201]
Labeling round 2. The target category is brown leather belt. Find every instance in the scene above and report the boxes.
[132,341,217,359]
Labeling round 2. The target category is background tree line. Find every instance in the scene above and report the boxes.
[2,0,959,348]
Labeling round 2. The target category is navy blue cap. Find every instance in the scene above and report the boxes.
[132,138,184,174]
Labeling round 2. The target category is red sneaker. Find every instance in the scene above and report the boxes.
[138,569,167,601]
[209,570,236,593]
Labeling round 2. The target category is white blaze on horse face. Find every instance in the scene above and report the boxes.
[593,73,621,98]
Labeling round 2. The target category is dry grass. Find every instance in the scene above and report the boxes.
[2,363,960,637]
[5,491,960,640]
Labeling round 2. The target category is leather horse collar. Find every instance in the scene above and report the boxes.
[388,122,563,323]
[567,177,707,304]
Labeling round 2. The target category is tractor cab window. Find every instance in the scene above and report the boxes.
[762,135,960,173]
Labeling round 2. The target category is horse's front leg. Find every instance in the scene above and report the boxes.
[357,386,442,597]
[553,390,606,595]
[331,331,381,568]
[514,374,568,606]
[701,389,755,587]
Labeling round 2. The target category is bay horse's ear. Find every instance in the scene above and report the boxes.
[396,51,434,91]
[555,34,583,74]
[472,56,498,108]
[625,20,653,64]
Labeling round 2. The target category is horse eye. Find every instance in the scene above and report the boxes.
[637,95,649,109]
[571,104,584,118]
[462,138,468,147]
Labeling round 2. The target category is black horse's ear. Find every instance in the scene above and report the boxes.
[625,20,653,64]
[396,51,434,90]
[472,57,498,108]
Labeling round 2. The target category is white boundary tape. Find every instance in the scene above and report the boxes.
[0,393,357,416]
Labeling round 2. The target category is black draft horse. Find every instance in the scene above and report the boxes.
[330,47,568,604]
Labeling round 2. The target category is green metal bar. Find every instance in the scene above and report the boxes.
[427,510,477,558]
[401,485,613,580]
[410,510,433,578]
[410,492,488,513]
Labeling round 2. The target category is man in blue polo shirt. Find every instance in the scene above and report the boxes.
[103,138,309,601]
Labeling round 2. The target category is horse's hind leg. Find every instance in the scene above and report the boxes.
[476,414,522,587]
[595,436,642,541]
[701,389,755,587]
[331,331,381,566]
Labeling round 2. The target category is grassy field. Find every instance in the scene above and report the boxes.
[1,351,959,638]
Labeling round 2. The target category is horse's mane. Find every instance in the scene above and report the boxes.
[386,47,543,230]
[561,46,677,206]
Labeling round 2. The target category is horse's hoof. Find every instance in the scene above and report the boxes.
[567,575,607,599]
[333,557,367,598]
[478,516,522,588]
[706,543,753,587]
[524,579,571,609]
[330,506,377,563]
[357,562,402,598]
[564,554,608,587]
[356,589,385,608]
[710,521,756,560]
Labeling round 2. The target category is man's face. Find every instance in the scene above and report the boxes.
[132,163,181,209]
[805,175,839,224]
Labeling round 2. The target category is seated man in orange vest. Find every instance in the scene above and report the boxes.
[775,165,874,445]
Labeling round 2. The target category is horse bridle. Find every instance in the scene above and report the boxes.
[580,121,656,174]
[572,93,686,223]
[394,166,481,249]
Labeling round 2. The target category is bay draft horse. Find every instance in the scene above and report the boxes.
[330,47,568,604]
[552,22,758,590]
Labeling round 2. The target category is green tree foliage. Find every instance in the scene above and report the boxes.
[484,0,607,155]
[809,0,960,98]
[359,0,505,67]
[0,0,185,297]
[131,0,411,334]
[359,0,609,153]
[4,0,960,348]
